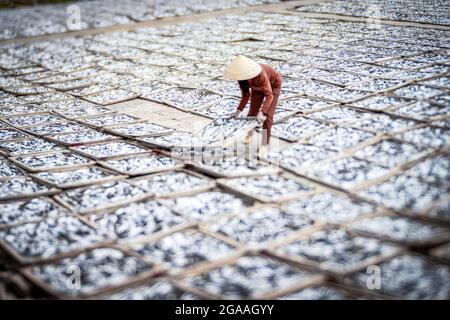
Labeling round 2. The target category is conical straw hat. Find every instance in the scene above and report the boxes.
[223,55,262,81]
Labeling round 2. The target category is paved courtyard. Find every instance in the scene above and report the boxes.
[0,0,449,299]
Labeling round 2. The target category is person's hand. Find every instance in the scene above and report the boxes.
[256,111,266,124]
[232,109,241,118]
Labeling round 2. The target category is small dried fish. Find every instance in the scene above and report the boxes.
[358,157,450,213]
[390,102,450,121]
[393,85,445,99]
[161,190,250,221]
[349,215,450,244]
[24,122,87,136]
[0,197,68,227]
[104,280,200,300]
[19,92,73,103]
[272,116,330,141]
[193,156,278,177]
[132,170,213,197]
[307,127,375,152]
[264,143,337,171]
[356,114,418,134]
[282,192,375,225]
[30,248,153,297]
[196,98,246,119]
[4,113,63,127]
[280,285,354,300]
[277,229,399,273]
[221,174,313,202]
[346,254,450,299]
[81,114,140,127]
[55,105,112,119]
[57,180,148,213]
[13,152,92,171]
[351,95,408,111]
[83,89,138,105]
[309,107,372,124]
[307,156,390,189]
[192,118,256,146]
[0,157,24,178]
[185,256,316,299]
[0,177,54,200]
[131,230,235,270]
[395,126,450,148]
[71,141,147,159]
[102,153,181,176]
[354,139,429,167]
[90,200,184,242]
[138,131,194,148]
[50,130,118,146]
[0,216,108,259]
[209,206,314,246]
[34,166,118,188]
[106,122,173,137]
[127,81,174,97]
[0,104,43,116]
[0,138,61,156]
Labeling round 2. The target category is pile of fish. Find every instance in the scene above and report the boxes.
[272,116,331,142]
[50,130,117,146]
[282,192,375,225]
[13,152,92,172]
[0,216,108,260]
[132,171,213,197]
[100,153,182,175]
[345,254,450,299]
[161,191,250,221]
[89,200,184,242]
[264,143,337,172]
[105,280,200,300]
[191,156,278,177]
[0,157,23,177]
[190,118,257,146]
[184,256,317,299]
[0,177,55,200]
[0,198,68,227]
[306,156,390,189]
[29,248,154,297]
[276,229,400,273]
[33,166,118,188]
[348,215,450,244]
[131,230,235,270]
[280,285,354,300]
[0,138,61,156]
[219,174,313,202]
[56,180,148,214]
[208,206,315,246]
[0,0,283,40]
[71,141,147,159]
[106,122,173,138]
[80,113,139,127]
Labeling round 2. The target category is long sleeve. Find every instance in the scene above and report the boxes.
[237,91,250,111]
[260,78,274,114]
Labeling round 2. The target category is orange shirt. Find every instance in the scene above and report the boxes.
[237,64,282,113]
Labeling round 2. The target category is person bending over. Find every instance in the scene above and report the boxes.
[224,55,282,146]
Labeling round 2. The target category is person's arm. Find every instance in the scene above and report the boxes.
[260,75,274,114]
[237,90,250,111]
